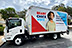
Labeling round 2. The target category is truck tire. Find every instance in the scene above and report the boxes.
[52,34,58,40]
[14,36,24,46]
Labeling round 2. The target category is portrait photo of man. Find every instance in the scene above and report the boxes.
[46,11,56,31]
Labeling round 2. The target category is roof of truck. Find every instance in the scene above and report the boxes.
[28,6,68,14]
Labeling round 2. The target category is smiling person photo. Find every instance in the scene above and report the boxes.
[46,11,56,31]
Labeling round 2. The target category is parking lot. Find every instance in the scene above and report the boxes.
[0,30,72,48]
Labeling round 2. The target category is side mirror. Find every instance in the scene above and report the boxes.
[6,19,8,26]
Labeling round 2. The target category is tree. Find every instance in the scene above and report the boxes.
[52,3,72,16]
[17,9,27,20]
[0,7,19,20]
[52,6,59,10]
[52,3,65,10]
[59,3,65,7]
[66,6,72,16]
[58,7,66,12]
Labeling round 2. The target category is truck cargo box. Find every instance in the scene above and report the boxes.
[26,6,68,35]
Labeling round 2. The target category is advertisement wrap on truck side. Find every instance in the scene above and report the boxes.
[26,6,68,35]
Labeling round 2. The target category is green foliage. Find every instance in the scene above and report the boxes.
[0,25,3,27]
[58,7,66,12]
[52,6,59,10]
[0,7,19,20]
[17,9,27,20]
[0,7,27,21]
[66,6,72,16]
[0,27,4,32]
[15,14,19,18]
[68,19,71,25]
[52,3,72,17]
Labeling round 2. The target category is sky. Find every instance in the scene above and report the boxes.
[0,0,72,11]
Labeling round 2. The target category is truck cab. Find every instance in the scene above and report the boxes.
[4,18,25,45]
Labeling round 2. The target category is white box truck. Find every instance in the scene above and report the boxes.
[4,6,69,45]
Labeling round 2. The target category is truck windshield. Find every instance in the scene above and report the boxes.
[7,19,21,29]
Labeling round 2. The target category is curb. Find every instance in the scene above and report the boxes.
[0,36,4,47]
[0,42,6,47]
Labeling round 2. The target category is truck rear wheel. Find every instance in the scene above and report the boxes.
[14,36,24,46]
[52,34,58,40]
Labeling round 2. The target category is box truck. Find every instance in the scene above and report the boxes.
[4,6,69,45]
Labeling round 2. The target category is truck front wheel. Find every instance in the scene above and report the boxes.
[14,36,24,46]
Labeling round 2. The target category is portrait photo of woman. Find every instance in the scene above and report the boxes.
[46,11,56,31]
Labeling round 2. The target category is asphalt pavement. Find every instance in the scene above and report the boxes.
[1,30,72,48]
